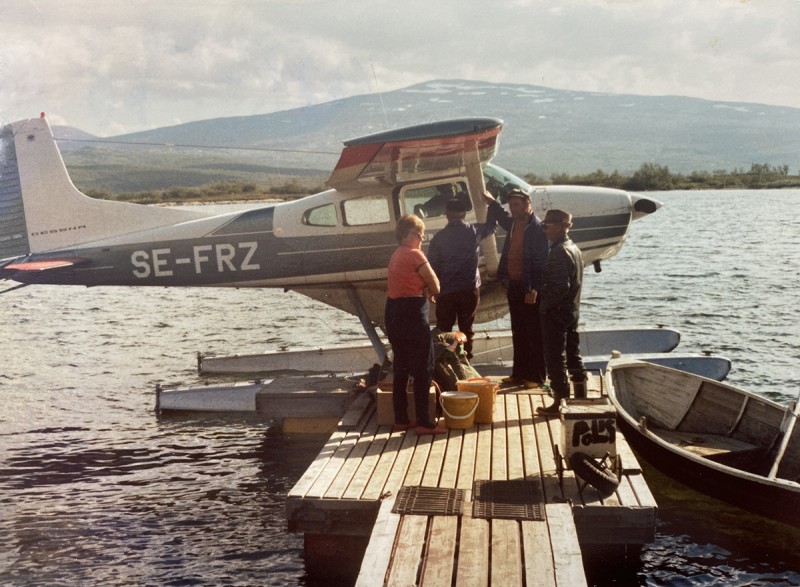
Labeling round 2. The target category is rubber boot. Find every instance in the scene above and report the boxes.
[537,392,563,417]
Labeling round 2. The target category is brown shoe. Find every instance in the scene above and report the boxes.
[523,380,543,389]
[501,376,523,385]
[392,422,414,432]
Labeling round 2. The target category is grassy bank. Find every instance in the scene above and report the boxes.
[76,163,800,206]
[83,179,327,205]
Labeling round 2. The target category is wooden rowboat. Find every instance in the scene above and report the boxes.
[605,356,800,527]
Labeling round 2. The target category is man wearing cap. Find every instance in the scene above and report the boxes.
[427,194,496,359]
[483,187,549,389]
[537,209,587,415]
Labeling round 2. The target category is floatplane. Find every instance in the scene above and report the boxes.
[0,114,726,416]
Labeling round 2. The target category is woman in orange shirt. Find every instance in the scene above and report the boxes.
[385,215,446,435]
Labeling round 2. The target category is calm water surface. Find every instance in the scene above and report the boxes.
[1,190,799,586]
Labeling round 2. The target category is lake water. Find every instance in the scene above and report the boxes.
[2,190,799,586]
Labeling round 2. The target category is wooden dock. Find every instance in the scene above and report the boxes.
[286,379,657,585]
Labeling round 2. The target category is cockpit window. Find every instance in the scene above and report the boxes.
[342,194,390,226]
[404,181,470,219]
[483,164,532,204]
[302,203,337,226]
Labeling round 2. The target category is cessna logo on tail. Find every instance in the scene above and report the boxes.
[131,242,260,278]
[31,224,87,237]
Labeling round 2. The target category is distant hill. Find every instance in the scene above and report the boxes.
[52,126,99,142]
[59,79,800,192]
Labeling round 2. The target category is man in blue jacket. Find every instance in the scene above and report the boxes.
[483,188,549,388]
[428,196,496,359]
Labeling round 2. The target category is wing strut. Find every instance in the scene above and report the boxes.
[346,285,387,364]
[464,138,499,277]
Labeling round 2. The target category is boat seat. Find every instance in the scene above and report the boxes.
[656,430,762,461]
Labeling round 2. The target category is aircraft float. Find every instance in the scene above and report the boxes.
[0,114,661,362]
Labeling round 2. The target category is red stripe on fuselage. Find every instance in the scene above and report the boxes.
[6,260,76,271]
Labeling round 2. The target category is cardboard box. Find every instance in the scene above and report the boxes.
[376,385,438,426]
[560,398,617,466]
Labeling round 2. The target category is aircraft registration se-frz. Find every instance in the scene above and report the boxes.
[0,114,660,357]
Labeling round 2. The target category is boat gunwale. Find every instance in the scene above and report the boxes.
[605,358,800,490]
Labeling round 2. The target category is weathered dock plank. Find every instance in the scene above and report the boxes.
[518,392,543,479]
[342,425,393,500]
[324,413,381,499]
[387,515,428,586]
[491,518,523,585]
[306,425,368,498]
[548,503,588,586]
[505,394,525,479]
[522,519,556,587]
[455,503,490,586]
[356,498,398,586]
[474,423,493,482]
[456,427,478,490]
[359,499,587,586]
[422,428,449,487]
[363,429,417,500]
[420,515,459,586]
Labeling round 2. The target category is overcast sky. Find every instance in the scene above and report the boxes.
[2,0,799,136]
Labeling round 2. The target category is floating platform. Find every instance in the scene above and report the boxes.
[159,350,729,417]
[578,352,729,381]
[286,377,657,584]
[156,375,357,428]
[168,325,700,424]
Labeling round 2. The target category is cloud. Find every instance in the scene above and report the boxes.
[1,0,799,134]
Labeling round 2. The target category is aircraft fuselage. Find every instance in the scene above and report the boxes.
[1,116,660,326]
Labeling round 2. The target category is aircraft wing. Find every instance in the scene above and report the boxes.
[326,117,503,189]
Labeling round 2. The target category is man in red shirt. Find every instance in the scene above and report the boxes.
[484,188,549,389]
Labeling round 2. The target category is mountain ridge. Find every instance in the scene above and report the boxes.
[56,79,800,189]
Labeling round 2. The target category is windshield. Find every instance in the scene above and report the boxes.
[483,163,532,204]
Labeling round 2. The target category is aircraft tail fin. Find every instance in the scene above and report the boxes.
[0,123,30,261]
[0,115,207,261]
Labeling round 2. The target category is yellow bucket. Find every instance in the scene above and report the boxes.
[439,391,479,430]
[457,378,498,424]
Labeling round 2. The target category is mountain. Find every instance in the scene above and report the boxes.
[52,126,99,142]
[60,80,800,192]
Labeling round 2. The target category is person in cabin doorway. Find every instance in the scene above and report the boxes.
[427,196,496,360]
[483,187,549,389]
[385,214,447,435]
[415,182,456,219]
[536,209,588,416]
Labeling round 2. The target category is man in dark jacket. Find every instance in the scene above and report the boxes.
[427,196,496,359]
[483,188,549,388]
[537,209,587,415]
